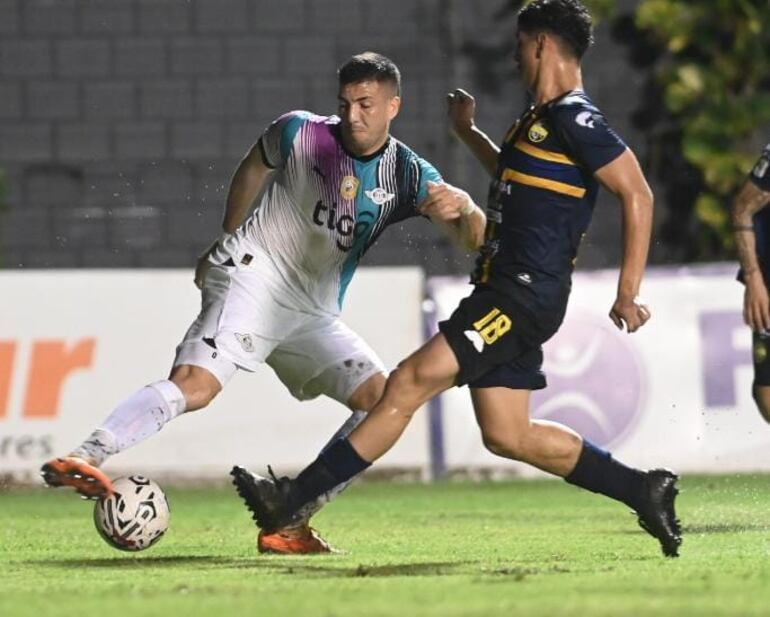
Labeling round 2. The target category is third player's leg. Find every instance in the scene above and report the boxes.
[471,386,582,477]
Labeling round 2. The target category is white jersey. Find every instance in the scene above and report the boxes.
[210,111,442,316]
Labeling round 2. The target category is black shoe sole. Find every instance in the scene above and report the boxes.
[230,465,272,531]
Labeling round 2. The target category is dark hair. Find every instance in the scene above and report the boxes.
[338,52,401,95]
[517,0,594,59]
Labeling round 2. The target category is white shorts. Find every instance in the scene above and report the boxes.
[173,264,385,404]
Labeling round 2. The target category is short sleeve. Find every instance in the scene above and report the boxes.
[259,111,312,169]
[416,158,444,204]
[749,144,770,192]
[552,104,627,173]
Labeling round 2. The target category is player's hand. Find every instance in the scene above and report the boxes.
[446,88,476,137]
[418,181,474,221]
[744,271,770,332]
[609,295,651,333]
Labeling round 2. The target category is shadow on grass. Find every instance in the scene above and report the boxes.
[683,523,769,535]
[28,555,480,578]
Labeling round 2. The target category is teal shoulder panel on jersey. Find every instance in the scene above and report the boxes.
[279,111,314,163]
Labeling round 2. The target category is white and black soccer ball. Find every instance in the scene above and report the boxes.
[93,475,170,551]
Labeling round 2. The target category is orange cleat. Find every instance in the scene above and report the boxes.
[257,525,338,555]
[40,457,114,499]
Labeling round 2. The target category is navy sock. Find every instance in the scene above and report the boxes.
[287,438,371,512]
[564,441,646,511]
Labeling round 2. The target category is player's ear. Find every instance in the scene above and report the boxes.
[388,95,401,121]
[536,33,546,59]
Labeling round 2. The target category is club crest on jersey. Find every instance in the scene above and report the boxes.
[528,121,548,143]
[365,187,395,206]
[340,176,360,200]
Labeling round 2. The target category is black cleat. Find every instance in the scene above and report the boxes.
[230,465,303,533]
[635,468,682,558]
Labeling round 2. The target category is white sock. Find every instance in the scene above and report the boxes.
[72,380,187,466]
[296,410,367,523]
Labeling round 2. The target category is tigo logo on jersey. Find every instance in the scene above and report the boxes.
[340,176,360,200]
[365,187,395,206]
[528,121,548,143]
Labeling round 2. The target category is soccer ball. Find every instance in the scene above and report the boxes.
[93,475,170,551]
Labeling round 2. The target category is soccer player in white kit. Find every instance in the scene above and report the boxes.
[40,52,486,554]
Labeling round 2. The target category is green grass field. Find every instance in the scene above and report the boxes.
[2,474,770,617]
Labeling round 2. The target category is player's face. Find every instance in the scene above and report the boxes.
[338,80,401,157]
[515,30,540,91]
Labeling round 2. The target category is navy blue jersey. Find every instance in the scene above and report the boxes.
[472,90,626,312]
[749,143,770,278]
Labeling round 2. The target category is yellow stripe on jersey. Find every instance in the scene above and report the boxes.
[514,140,577,165]
[501,168,586,198]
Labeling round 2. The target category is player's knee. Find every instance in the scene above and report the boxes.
[170,365,222,411]
[753,385,770,423]
[391,358,439,394]
[481,429,525,461]
[347,372,386,412]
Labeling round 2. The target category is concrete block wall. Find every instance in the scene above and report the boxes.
[0,0,645,274]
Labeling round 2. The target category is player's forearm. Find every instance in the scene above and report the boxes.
[732,192,763,275]
[454,125,500,178]
[617,191,653,300]
[222,147,274,233]
[734,228,761,276]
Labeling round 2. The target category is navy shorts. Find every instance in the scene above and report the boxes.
[438,285,562,390]
[753,330,770,387]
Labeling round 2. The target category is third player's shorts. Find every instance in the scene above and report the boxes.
[438,285,562,390]
[173,263,385,404]
[753,330,770,387]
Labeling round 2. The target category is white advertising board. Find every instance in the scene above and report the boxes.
[0,267,426,480]
[428,265,769,476]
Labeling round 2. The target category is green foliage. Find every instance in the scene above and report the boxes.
[636,0,770,253]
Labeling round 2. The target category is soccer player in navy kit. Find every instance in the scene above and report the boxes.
[732,144,770,421]
[232,0,682,557]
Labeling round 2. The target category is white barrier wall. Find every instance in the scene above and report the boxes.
[429,265,770,476]
[2,264,766,480]
[0,267,426,479]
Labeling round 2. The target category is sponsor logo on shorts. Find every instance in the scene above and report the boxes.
[465,307,512,352]
[365,187,395,206]
[516,272,532,285]
[340,175,360,200]
[532,310,644,447]
[235,333,255,353]
[464,330,485,353]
